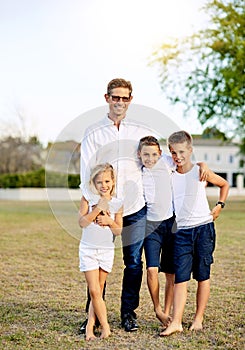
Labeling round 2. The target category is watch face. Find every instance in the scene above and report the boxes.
[217,201,225,208]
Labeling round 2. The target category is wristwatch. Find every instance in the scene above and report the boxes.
[216,201,225,208]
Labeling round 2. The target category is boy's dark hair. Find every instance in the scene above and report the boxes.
[167,131,193,149]
[107,78,133,96]
[138,135,161,152]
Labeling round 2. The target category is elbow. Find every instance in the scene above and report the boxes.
[78,217,90,228]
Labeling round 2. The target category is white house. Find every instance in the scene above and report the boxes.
[192,139,244,187]
[161,138,244,187]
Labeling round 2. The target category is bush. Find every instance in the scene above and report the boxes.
[0,174,24,188]
[0,169,80,189]
[68,174,80,188]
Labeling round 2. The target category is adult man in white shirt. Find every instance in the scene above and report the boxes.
[80,78,155,332]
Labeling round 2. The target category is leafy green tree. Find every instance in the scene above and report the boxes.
[151,0,245,152]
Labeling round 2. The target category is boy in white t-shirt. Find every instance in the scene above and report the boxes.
[137,136,176,326]
[161,131,229,336]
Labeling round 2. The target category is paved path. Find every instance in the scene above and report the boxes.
[0,188,244,201]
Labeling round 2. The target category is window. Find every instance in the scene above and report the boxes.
[229,155,234,163]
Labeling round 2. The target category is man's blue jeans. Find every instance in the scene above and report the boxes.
[121,206,146,319]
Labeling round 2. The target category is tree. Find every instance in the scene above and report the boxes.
[151,0,245,153]
[202,126,229,140]
[0,136,43,174]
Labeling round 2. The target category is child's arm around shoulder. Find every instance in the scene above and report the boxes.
[206,169,230,221]
[78,196,105,228]
[197,161,210,181]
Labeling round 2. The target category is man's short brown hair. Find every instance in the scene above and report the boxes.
[107,78,133,96]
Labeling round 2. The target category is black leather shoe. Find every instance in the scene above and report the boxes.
[79,318,88,334]
[79,317,101,334]
[121,314,139,332]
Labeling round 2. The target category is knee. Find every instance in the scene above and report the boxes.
[123,249,143,269]
[147,267,158,280]
[165,273,175,286]
[89,287,101,300]
[123,241,144,265]
[126,259,143,270]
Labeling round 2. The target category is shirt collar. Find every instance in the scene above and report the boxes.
[106,114,127,126]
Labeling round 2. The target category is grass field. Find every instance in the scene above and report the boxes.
[0,198,244,350]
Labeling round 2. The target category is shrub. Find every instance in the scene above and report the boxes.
[0,169,80,189]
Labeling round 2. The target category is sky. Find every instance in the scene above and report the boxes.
[0,0,208,145]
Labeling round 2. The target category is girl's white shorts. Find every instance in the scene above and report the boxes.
[79,244,114,273]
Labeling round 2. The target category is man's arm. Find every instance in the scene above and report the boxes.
[80,129,97,198]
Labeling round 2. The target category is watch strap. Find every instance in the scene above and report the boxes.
[216,201,225,208]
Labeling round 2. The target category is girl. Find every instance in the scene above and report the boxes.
[78,163,123,341]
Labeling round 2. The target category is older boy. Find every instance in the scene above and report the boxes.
[161,131,229,336]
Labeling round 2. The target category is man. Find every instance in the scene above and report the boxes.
[80,78,155,332]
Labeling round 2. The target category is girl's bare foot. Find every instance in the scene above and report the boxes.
[85,332,97,341]
[155,310,172,327]
[159,321,183,336]
[189,319,203,331]
[85,324,97,341]
[100,325,111,339]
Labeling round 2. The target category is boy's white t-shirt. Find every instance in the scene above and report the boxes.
[172,164,213,229]
[142,154,174,221]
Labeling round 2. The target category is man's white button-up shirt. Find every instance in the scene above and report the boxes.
[80,115,156,216]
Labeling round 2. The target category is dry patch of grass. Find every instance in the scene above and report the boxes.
[0,199,244,349]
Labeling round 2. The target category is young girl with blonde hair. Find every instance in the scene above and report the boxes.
[79,163,123,341]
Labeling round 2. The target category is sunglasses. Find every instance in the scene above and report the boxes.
[110,95,131,102]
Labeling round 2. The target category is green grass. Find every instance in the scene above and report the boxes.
[0,199,244,349]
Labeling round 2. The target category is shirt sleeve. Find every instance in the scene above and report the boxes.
[80,127,97,199]
[161,153,176,171]
[142,168,155,204]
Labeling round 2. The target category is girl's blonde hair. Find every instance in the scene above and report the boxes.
[89,163,116,195]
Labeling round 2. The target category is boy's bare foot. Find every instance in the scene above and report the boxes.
[189,320,203,331]
[100,325,111,339]
[159,322,183,336]
[155,310,172,326]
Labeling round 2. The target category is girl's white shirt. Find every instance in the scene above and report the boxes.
[80,196,123,249]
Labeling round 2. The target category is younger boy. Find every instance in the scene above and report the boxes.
[138,136,176,326]
[161,131,229,336]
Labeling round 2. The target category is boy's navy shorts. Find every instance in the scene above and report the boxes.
[144,215,175,274]
[174,222,216,283]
